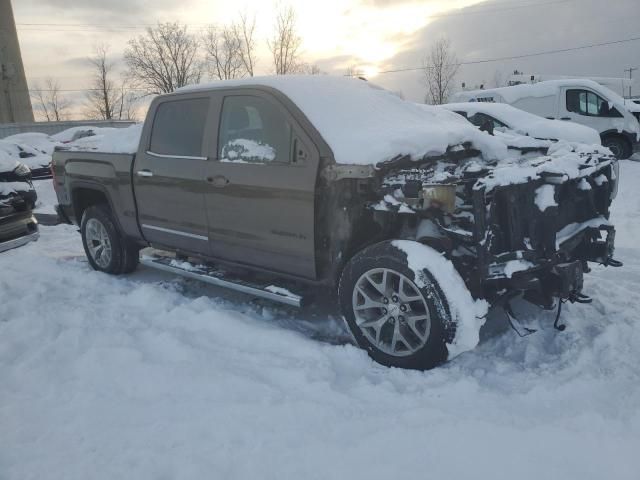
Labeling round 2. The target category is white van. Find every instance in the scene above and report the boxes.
[452,79,640,159]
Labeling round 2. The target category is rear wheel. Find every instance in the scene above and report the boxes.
[81,204,139,274]
[602,135,632,159]
[339,241,453,370]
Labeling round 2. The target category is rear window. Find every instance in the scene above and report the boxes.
[150,98,209,157]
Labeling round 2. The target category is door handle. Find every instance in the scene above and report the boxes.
[137,169,154,177]
[560,117,572,121]
[206,175,229,187]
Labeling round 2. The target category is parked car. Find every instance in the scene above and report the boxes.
[452,79,640,159]
[0,156,39,253]
[441,102,602,144]
[52,76,620,370]
[0,138,53,179]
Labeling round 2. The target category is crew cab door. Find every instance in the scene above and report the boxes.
[203,89,319,279]
[133,94,213,253]
[559,87,623,135]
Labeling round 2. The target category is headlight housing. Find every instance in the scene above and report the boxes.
[421,184,457,213]
[13,162,31,178]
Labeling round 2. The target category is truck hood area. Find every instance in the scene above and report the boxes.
[379,140,614,196]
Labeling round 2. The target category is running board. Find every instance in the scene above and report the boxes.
[140,254,304,308]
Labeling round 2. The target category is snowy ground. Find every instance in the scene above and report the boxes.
[2,164,640,479]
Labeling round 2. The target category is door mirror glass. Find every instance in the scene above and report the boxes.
[218,95,292,164]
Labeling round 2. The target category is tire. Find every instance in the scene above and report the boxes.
[338,241,455,370]
[81,204,139,275]
[602,135,632,160]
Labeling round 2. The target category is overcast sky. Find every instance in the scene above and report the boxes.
[11,0,640,115]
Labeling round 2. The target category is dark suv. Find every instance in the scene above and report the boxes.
[0,161,39,253]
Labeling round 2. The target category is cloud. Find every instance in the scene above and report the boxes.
[373,0,640,101]
[18,0,178,15]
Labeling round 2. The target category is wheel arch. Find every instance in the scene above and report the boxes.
[600,130,633,158]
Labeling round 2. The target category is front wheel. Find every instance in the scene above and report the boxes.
[81,204,139,275]
[602,135,632,160]
[338,241,455,370]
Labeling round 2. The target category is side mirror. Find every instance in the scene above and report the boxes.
[293,138,308,164]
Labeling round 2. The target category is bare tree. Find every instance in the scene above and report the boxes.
[203,25,244,80]
[85,45,136,120]
[235,12,257,77]
[423,38,460,105]
[268,5,303,75]
[31,77,70,121]
[345,64,359,77]
[124,22,202,94]
[305,64,322,75]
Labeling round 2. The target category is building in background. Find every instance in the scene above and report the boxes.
[0,0,34,123]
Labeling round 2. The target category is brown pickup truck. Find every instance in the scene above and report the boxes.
[52,76,621,369]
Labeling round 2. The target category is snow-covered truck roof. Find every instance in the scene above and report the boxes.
[442,102,602,144]
[180,76,510,166]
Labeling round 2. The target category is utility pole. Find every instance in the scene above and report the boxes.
[0,0,34,123]
[624,67,637,99]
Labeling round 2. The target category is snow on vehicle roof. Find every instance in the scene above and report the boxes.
[3,132,62,155]
[180,75,509,165]
[0,141,20,173]
[442,102,601,144]
[64,124,143,154]
[453,79,632,106]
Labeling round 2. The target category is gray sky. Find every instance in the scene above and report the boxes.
[11,0,640,117]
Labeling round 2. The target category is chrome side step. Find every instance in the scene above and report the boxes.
[140,254,303,308]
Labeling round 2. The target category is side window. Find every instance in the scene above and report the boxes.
[218,95,292,164]
[566,90,622,118]
[150,98,209,157]
[468,113,508,130]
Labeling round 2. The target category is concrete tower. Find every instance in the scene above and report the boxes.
[0,0,34,123]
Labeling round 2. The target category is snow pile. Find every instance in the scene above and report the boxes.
[3,132,62,155]
[535,184,557,211]
[0,139,51,171]
[442,102,602,144]
[181,76,508,165]
[392,240,488,358]
[0,181,33,196]
[0,149,19,173]
[476,141,614,191]
[221,139,276,163]
[66,124,143,153]
[1,163,640,478]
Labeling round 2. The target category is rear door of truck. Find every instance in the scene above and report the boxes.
[132,93,215,253]
[203,88,320,279]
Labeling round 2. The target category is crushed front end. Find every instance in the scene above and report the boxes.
[372,142,620,318]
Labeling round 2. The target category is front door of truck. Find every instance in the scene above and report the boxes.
[133,95,213,254]
[203,90,319,279]
[559,87,623,135]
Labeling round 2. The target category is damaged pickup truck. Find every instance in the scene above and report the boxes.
[52,76,621,370]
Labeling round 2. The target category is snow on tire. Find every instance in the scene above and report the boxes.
[339,241,448,369]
